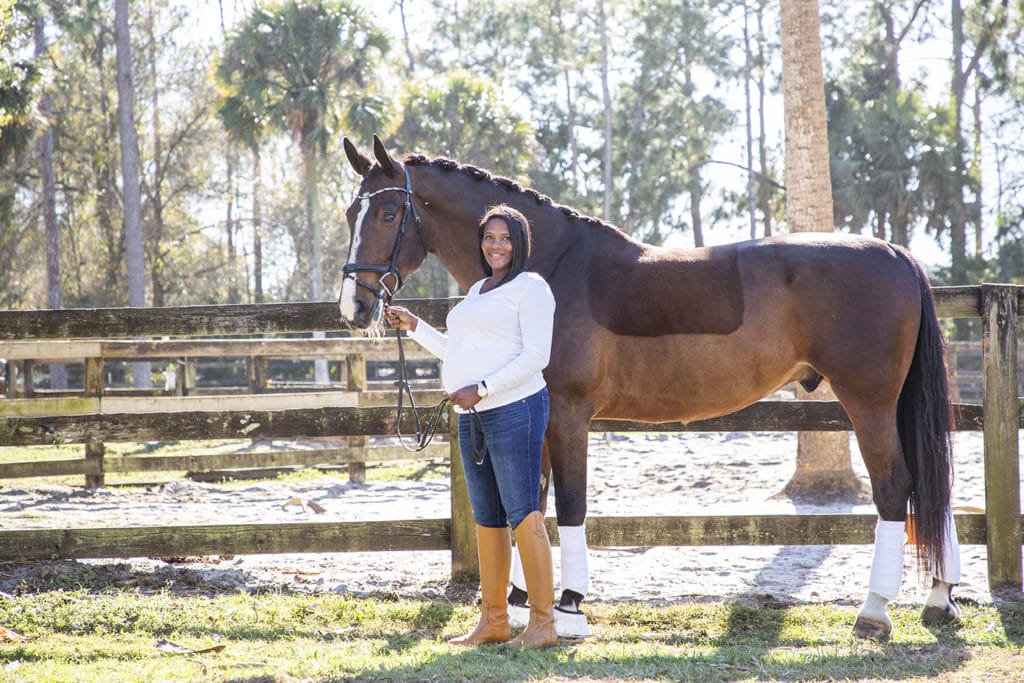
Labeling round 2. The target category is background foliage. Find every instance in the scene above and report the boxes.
[1,0,1022,311]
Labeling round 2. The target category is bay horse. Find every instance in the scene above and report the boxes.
[338,135,961,639]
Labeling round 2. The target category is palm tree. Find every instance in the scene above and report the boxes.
[215,0,389,308]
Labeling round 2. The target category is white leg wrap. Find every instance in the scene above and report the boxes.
[868,519,906,601]
[932,507,961,584]
[558,524,589,595]
[510,546,526,591]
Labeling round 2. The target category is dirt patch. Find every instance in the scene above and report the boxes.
[0,431,1014,607]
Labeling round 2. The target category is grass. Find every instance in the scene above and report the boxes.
[0,589,1022,682]
[2,442,1021,680]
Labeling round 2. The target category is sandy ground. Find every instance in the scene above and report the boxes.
[0,430,1020,608]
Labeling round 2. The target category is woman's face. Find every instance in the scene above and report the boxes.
[481,217,513,279]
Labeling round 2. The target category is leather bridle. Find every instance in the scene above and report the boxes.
[342,165,450,452]
[341,165,424,305]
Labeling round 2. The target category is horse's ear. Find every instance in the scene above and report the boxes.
[372,134,398,176]
[343,138,372,177]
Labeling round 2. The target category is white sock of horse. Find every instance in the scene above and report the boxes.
[925,507,961,611]
[868,518,906,601]
[558,524,589,600]
[511,546,527,594]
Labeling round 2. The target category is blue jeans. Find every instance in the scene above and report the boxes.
[458,387,549,529]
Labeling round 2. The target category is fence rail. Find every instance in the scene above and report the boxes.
[0,285,1020,590]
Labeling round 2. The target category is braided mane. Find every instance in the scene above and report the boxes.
[403,154,611,231]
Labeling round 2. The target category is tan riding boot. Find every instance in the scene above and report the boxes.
[509,511,558,649]
[450,525,512,646]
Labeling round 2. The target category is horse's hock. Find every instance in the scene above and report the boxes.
[0,285,1021,593]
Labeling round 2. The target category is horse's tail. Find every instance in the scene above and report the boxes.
[895,248,954,575]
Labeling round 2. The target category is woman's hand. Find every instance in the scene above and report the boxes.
[384,305,419,332]
[449,384,483,411]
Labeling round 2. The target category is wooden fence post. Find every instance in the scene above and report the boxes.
[449,401,476,581]
[84,356,105,488]
[981,284,1022,590]
[248,356,268,394]
[447,297,477,582]
[23,360,34,398]
[346,353,367,484]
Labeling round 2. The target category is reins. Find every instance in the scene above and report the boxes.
[393,326,487,464]
[393,327,450,453]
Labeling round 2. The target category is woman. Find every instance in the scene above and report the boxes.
[385,204,557,649]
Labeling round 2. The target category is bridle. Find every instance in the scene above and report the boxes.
[341,165,424,306]
[341,165,449,453]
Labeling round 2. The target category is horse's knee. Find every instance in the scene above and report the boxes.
[553,490,587,527]
[870,470,912,521]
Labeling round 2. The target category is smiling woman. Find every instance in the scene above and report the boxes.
[377,198,559,649]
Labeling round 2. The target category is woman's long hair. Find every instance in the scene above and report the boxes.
[477,204,532,287]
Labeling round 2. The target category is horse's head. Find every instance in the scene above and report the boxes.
[338,135,428,331]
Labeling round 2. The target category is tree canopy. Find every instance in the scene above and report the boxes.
[1,0,1021,312]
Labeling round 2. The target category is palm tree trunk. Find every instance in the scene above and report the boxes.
[303,142,329,384]
[780,0,858,499]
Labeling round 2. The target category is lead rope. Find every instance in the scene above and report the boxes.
[393,325,488,464]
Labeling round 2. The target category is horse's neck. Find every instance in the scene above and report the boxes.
[411,163,635,289]
[411,167,525,289]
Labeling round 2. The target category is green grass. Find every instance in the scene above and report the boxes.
[1,590,1021,682]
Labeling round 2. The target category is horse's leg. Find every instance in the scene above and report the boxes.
[544,397,593,638]
[922,506,962,624]
[847,409,914,639]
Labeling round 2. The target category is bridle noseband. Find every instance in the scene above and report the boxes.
[342,165,424,305]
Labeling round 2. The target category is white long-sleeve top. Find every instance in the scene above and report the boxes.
[410,271,555,413]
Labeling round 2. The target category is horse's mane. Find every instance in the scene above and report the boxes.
[404,154,614,232]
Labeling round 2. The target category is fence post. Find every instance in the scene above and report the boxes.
[981,284,1022,591]
[23,360,34,398]
[248,356,268,394]
[447,296,477,582]
[346,353,367,484]
[450,402,476,581]
[84,356,105,488]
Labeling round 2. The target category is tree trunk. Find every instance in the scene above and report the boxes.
[689,167,704,248]
[779,0,860,500]
[146,0,166,309]
[253,149,263,304]
[743,4,757,240]
[35,16,67,390]
[302,141,329,384]
[757,0,772,237]
[598,0,613,221]
[115,0,151,388]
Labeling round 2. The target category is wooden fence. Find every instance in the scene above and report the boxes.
[0,336,444,486]
[0,285,1020,591]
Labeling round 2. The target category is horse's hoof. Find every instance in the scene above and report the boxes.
[554,606,591,638]
[853,616,892,639]
[922,603,961,626]
[553,589,591,638]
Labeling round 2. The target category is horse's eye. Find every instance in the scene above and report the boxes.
[383,213,397,223]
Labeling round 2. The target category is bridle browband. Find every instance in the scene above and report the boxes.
[341,165,424,305]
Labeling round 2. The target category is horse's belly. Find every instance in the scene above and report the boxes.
[590,335,803,423]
